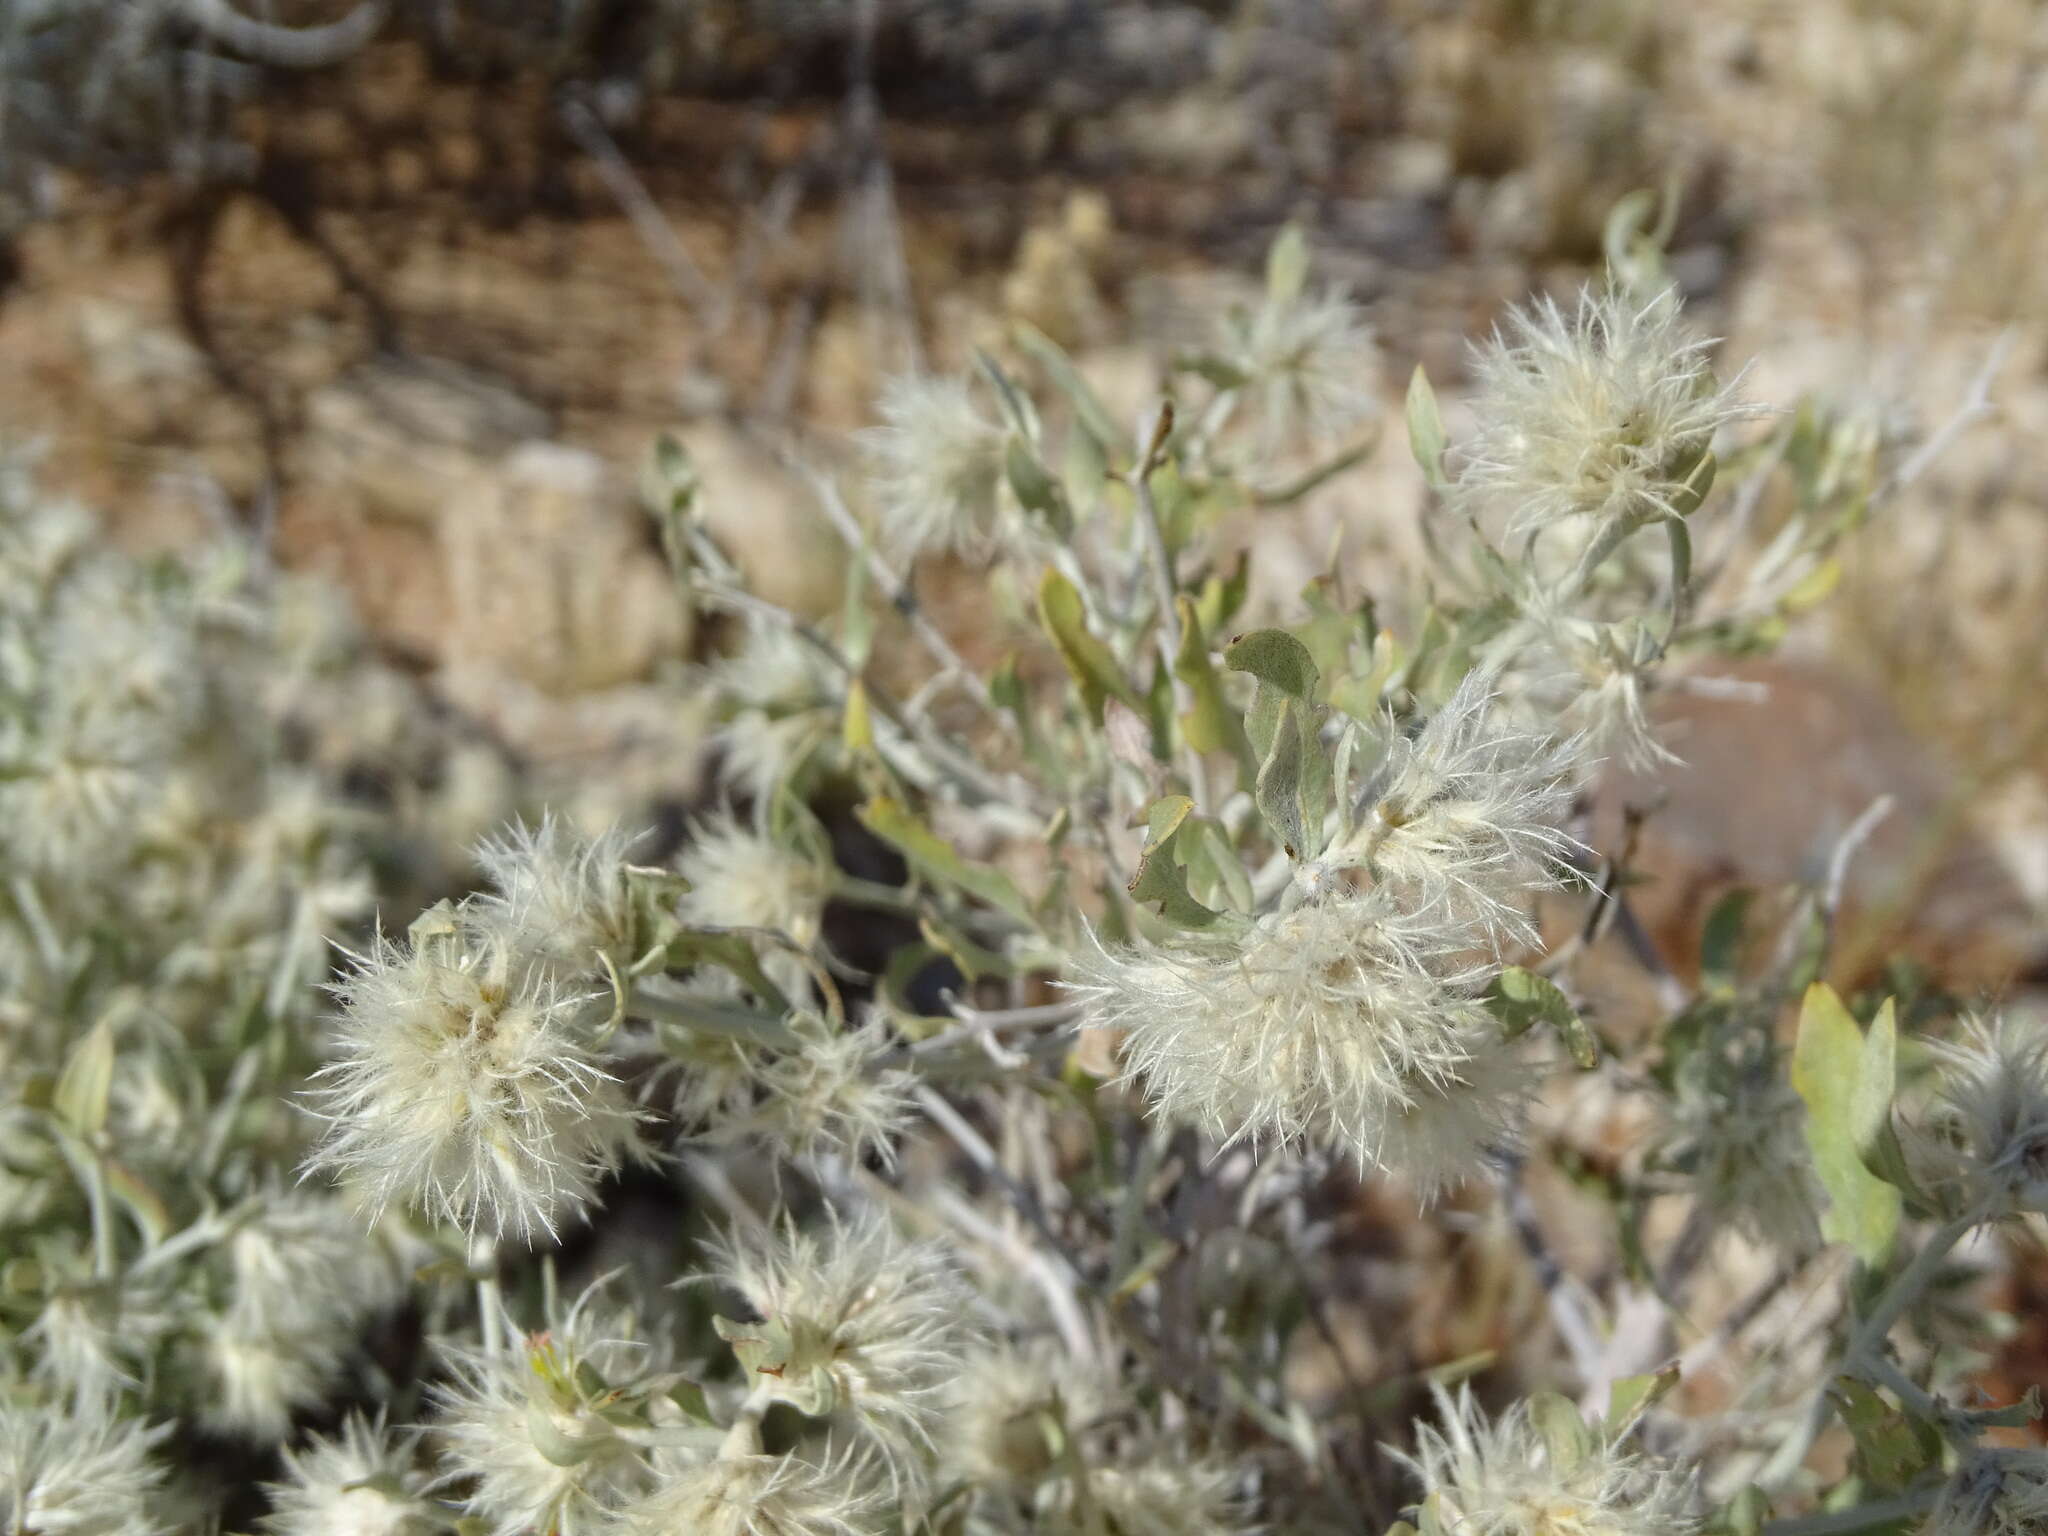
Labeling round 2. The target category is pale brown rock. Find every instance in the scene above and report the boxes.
[1592,656,2046,994]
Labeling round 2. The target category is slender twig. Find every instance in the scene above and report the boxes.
[780,450,1002,718]
[1123,403,1212,810]
[179,0,385,67]
[688,560,1026,812]
[927,1182,1094,1362]
[1497,1153,1606,1387]
[1823,795,1895,930]
[560,99,719,318]
[1760,1214,1977,1488]
[891,1001,1079,1065]
[1873,332,2013,507]
[912,1084,1065,1253]
[1760,1487,1940,1536]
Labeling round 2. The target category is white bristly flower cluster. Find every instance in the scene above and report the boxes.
[0,1400,173,1536]
[1073,892,1524,1194]
[683,1008,919,1166]
[1925,1448,2048,1536]
[1454,287,1752,544]
[1333,670,1583,948]
[260,1413,437,1536]
[301,902,644,1244]
[943,1342,1106,1494]
[616,1449,885,1536]
[1906,1012,2048,1224]
[711,1207,983,1497]
[473,814,648,980]
[1076,674,1579,1194]
[1453,286,1759,768]
[1220,282,1379,462]
[1398,1385,1701,1536]
[1065,1453,1249,1536]
[676,812,830,955]
[864,373,1013,561]
[433,1287,675,1536]
[709,617,843,804]
[1657,1010,1824,1252]
[189,1189,405,1439]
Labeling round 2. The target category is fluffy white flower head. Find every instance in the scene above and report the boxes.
[944,1343,1106,1494]
[301,907,642,1243]
[433,1291,662,1536]
[711,619,840,804]
[1336,670,1582,948]
[1911,1013,2048,1222]
[1456,286,1752,541]
[1065,1452,1250,1536]
[474,814,646,978]
[195,1318,341,1440]
[0,1402,170,1536]
[863,373,1010,560]
[1509,605,1673,772]
[1660,1019,1822,1251]
[712,1207,982,1490]
[261,1413,436,1536]
[1398,1384,1700,1536]
[1070,890,1524,1192]
[694,1011,918,1167]
[1231,285,1378,458]
[1925,1448,2048,1536]
[619,1452,883,1536]
[676,815,829,951]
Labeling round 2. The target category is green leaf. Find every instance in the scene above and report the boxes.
[1830,1377,1940,1491]
[1194,552,1252,638]
[1698,889,1752,997]
[1176,352,1254,391]
[1329,628,1407,722]
[1720,1485,1769,1536]
[975,349,1040,440]
[1014,321,1124,455]
[858,795,1033,925]
[1037,567,1141,724]
[1224,628,1320,713]
[648,432,699,509]
[1602,188,1661,275]
[55,1019,114,1140]
[1173,597,1253,778]
[1126,795,1222,930]
[1006,436,1072,536]
[1793,983,1901,1267]
[1484,967,1599,1069]
[104,1158,170,1247]
[1406,363,1450,492]
[525,1397,614,1468]
[1667,514,1693,625]
[1605,1365,1680,1440]
[1668,448,1717,519]
[1853,999,1926,1205]
[842,679,874,752]
[1266,223,1310,308]
[1250,700,1315,862]
[659,929,792,1012]
[919,914,1016,980]
[1227,628,1329,861]
[1180,816,1255,915]
[1527,1392,1594,1475]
